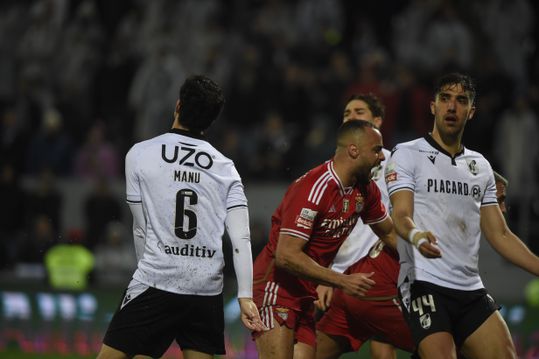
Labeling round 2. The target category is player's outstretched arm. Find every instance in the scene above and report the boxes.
[390,190,441,258]
[225,206,266,331]
[369,216,397,250]
[275,234,375,297]
[481,205,539,276]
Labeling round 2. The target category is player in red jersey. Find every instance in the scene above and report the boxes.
[314,94,415,359]
[252,120,396,359]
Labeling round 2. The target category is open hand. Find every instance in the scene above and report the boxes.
[238,297,267,332]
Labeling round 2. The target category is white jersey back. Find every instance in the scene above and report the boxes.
[331,148,391,273]
[125,129,247,295]
[385,136,497,290]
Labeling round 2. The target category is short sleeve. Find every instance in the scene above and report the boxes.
[360,181,388,225]
[279,180,321,242]
[385,145,416,197]
[481,166,498,207]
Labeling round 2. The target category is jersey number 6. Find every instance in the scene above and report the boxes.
[175,189,198,239]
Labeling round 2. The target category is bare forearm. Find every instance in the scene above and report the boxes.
[489,230,539,276]
[392,213,417,241]
[276,253,344,288]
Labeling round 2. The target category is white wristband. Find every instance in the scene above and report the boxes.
[408,228,427,249]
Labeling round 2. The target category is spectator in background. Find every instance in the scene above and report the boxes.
[494,94,539,244]
[0,163,26,269]
[83,177,123,249]
[94,221,137,286]
[249,111,294,180]
[18,214,57,265]
[75,121,120,180]
[54,0,104,138]
[44,228,94,291]
[0,103,30,173]
[128,39,184,141]
[26,169,63,234]
[26,107,73,176]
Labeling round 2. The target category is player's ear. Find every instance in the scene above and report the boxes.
[467,105,475,120]
[175,100,181,114]
[348,143,360,159]
[430,101,435,115]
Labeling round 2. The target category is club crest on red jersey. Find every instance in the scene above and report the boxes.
[342,199,349,213]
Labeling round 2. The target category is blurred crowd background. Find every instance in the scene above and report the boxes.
[0,0,539,290]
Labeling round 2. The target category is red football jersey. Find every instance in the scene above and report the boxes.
[253,160,387,311]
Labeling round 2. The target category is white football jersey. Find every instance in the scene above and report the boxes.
[331,148,391,273]
[385,136,498,290]
[125,129,247,295]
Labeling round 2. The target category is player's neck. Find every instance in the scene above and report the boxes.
[332,159,356,188]
[431,130,462,156]
[172,117,187,131]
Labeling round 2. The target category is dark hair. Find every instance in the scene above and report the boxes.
[178,75,225,132]
[433,73,476,103]
[337,119,375,143]
[346,93,385,119]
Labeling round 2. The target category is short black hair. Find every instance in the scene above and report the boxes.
[346,93,385,119]
[178,75,225,133]
[337,119,375,146]
[434,73,476,104]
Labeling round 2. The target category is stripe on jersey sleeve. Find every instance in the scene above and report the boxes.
[480,201,498,207]
[227,204,248,211]
[280,228,310,241]
[363,212,389,225]
[126,199,142,204]
[387,186,414,196]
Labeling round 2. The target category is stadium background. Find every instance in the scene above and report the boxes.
[1,0,538,357]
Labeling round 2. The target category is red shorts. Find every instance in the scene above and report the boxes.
[316,244,414,352]
[252,304,316,347]
[317,292,414,352]
[252,250,319,348]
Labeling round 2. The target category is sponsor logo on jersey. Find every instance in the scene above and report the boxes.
[419,149,439,155]
[355,194,364,213]
[385,171,397,183]
[427,178,472,197]
[164,244,216,258]
[471,184,482,200]
[296,208,317,229]
[329,204,336,213]
[420,313,432,329]
[300,208,317,221]
[161,144,214,169]
[320,216,358,238]
[427,155,436,164]
[385,162,397,183]
[122,294,131,306]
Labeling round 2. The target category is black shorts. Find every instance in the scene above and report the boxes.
[103,283,225,358]
[398,280,499,348]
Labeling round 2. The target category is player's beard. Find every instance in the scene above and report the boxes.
[355,167,372,186]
